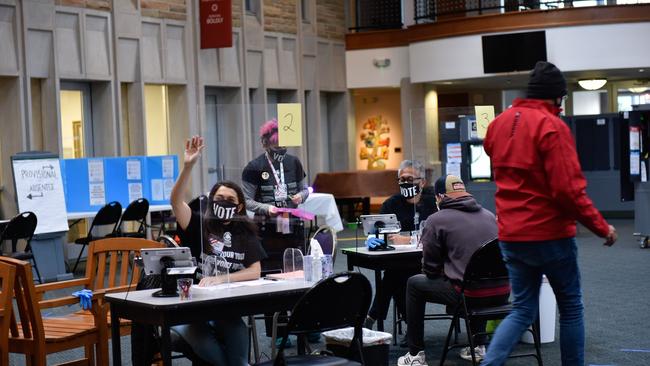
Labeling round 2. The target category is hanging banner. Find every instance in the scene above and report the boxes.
[200,0,232,49]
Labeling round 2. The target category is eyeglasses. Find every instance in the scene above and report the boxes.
[397,177,423,184]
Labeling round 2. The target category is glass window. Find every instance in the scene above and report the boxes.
[59,83,91,158]
[144,84,170,155]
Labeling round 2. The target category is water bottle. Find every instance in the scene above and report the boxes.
[312,255,322,282]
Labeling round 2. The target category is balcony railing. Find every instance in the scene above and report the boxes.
[414,0,650,24]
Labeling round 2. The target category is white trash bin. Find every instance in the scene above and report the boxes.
[521,275,557,344]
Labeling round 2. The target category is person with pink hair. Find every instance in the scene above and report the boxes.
[241,118,311,346]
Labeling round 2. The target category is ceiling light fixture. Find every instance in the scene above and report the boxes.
[578,79,607,90]
[628,87,649,94]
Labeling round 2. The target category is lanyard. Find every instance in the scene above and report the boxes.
[265,153,285,186]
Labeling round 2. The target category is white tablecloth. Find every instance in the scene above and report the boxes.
[299,193,343,232]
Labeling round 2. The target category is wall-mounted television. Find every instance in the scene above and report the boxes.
[469,143,491,181]
[482,31,547,74]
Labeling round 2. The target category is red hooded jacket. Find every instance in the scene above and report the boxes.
[484,98,610,241]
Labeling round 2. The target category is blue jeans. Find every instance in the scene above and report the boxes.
[482,238,584,366]
[172,317,249,366]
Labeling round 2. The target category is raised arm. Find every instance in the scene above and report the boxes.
[171,136,204,230]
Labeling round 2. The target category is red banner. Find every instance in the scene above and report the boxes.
[200,0,232,49]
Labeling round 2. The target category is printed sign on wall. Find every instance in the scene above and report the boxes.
[200,0,232,49]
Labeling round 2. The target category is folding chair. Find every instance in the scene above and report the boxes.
[1,212,41,283]
[72,201,122,273]
[110,198,149,238]
[439,238,543,366]
[256,272,372,366]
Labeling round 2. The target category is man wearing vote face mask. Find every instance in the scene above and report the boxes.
[170,136,267,366]
[364,160,437,346]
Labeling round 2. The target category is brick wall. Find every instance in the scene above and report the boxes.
[56,0,112,11]
[264,0,297,34]
[141,0,187,20]
[317,0,346,40]
[232,0,242,28]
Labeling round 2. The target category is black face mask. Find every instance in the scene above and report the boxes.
[399,183,421,199]
[268,147,287,162]
[211,199,238,221]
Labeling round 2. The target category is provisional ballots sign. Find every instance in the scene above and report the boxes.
[12,155,69,235]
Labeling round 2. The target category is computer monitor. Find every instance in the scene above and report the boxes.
[141,247,194,275]
[360,214,401,236]
[469,143,492,180]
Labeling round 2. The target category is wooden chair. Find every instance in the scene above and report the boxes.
[0,261,16,366]
[1,256,107,365]
[37,237,166,338]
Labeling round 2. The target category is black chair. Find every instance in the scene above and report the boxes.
[1,212,41,283]
[109,198,149,238]
[439,238,543,366]
[72,201,122,273]
[256,272,372,366]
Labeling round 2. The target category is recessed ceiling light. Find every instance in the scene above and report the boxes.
[640,69,645,73]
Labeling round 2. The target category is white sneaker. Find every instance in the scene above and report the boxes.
[397,351,427,366]
[459,345,486,362]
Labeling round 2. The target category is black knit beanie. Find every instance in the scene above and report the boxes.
[527,61,567,100]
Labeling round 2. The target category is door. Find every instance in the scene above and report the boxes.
[205,93,221,186]
[59,82,92,158]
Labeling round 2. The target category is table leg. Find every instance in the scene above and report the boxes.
[375,269,384,332]
[110,306,122,366]
[297,335,306,355]
[362,197,370,215]
[160,324,173,366]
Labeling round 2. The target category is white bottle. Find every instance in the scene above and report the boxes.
[312,255,322,281]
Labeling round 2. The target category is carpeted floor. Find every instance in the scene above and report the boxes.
[10,218,650,365]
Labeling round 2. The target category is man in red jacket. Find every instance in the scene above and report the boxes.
[481,61,617,366]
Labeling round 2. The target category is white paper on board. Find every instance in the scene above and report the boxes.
[446,163,461,178]
[162,158,174,178]
[88,159,104,183]
[89,183,106,206]
[151,179,164,201]
[163,179,174,200]
[630,152,640,175]
[12,158,69,234]
[446,143,462,164]
[642,161,647,183]
[128,182,143,203]
[127,160,142,180]
[630,129,640,151]
[445,121,455,130]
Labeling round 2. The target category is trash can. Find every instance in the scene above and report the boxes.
[522,275,557,344]
[323,327,392,366]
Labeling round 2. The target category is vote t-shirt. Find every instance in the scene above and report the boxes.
[180,212,266,274]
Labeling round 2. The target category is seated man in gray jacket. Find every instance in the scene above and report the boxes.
[398,175,498,366]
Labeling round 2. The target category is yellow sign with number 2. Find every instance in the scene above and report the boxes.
[475,105,495,139]
[278,103,302,147]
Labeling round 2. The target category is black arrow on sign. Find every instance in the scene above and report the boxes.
[43,164,54,169]
[27,192,44,199]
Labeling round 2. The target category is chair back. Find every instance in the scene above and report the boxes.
[309,225,337,261]
[0,260,15,365]
[116,198,149,235]
[89,201,122,232]
[0,257,46,355]
[460,238,510,305]
[1,212,37,253]
[85,237,165,291]
[275,272,371,365]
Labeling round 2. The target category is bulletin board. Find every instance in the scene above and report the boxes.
[62,155,178,212]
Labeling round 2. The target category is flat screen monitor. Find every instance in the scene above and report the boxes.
[142,247,194,275]
[469,143,492,180]
[482,31,547,73]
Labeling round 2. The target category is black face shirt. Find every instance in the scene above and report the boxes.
[177,213,267,274]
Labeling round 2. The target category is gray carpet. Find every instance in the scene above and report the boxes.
[10,219,650,365]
